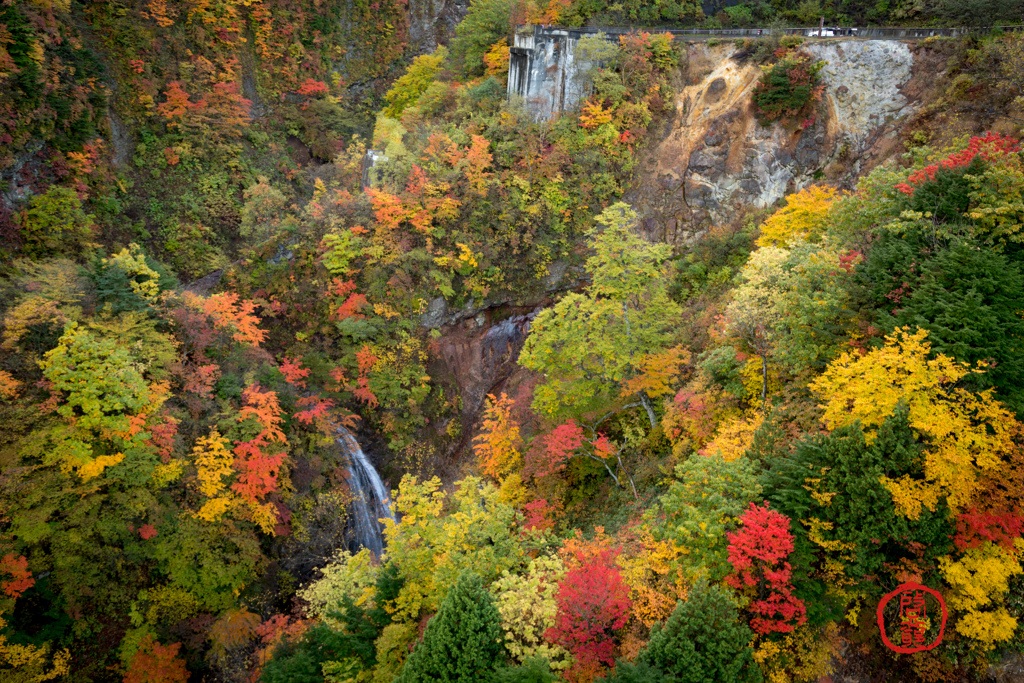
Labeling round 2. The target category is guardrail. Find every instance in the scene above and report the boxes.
[518,23,1024,40]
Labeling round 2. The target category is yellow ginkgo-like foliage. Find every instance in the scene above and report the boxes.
[756,185,843,248]
[298,548,379,625]
[189,422,279,533]
[615,525,686,627]
[752,622,839,683]
[491,554,572,670]
[190,430,238,523]
[810,327,1016,518]
[78,453,126,482]
[382,476,527,620]
[106,243,162,301]
[0,616,71,683]
[940,541,1023,649]
[579,99,613,130]
[700,412,765,462]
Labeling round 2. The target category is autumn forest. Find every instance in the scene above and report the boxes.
[2,0,1024,681]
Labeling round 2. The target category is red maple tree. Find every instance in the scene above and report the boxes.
[0,553,34,598]
[546,549,631,682]
[726,503,807,635]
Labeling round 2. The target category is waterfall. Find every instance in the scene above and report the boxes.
[336,427,395,557]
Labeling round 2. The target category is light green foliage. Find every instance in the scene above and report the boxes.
[964,155,1024,245]
[491,555,571,670]
[372,622,418,683]
[39,323,151,434]
[826,163,906,244]
[382,475,530,620]
[151,515,263,612]
[240,176,289,241]
[648,452,762,582]
[321,228,365,276]
[298,548,379,623]
[570,34,620,97]
[361,334,431,451]
[396,571,507,683]
[17,186,95,256]
[519,203,679,421]
[384,49,447,118]
[725,240,854,375]
[449,0,513,77]
[85,310,177,381]
[372,116,410,166]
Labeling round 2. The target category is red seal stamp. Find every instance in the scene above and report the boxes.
[876,582,947,653]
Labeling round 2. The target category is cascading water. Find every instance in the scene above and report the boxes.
[336,427,395,556]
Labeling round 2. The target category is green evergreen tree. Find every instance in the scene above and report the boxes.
[261,563,404,683]
[599,660,674,683]
[396,571,507,683]
[636,581,760,683]
[493,657,557,683]
[764,405,954,592]
[861,230,1024,413]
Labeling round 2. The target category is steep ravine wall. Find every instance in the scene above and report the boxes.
[436,39,932,458]
[435,41,926,449]
[625,40,920,246]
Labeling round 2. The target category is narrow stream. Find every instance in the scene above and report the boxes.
[337,427,395,556]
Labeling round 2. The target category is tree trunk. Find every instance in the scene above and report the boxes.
[761,355,768,404]
[639,390,657,431]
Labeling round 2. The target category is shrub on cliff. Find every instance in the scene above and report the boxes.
[752,51,825,124]
[450,0,516,77]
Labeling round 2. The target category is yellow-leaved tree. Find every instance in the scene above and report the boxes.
[810,327,1016,518]
[756,185,843,248]
[381,476,529,621]
[700,413,765,462]
[190,430,239,524]
[940,541,1023,649]
[490,554,572,671]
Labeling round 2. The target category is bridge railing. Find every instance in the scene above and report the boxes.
[518,24,1024,39]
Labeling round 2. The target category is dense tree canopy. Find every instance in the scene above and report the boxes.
[1,1,1024,680]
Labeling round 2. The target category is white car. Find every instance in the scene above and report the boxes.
[805,27,858,37]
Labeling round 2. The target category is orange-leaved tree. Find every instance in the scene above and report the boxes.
[123,635,189,683]
[473,393,522,481]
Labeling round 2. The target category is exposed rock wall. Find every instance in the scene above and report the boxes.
[509,27,593,119]
[407,0,468,53]
[625,40,920,247]
[806,41,917,172]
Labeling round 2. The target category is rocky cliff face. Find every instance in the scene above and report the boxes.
[407,0,468,53]
[626,40,924,247]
